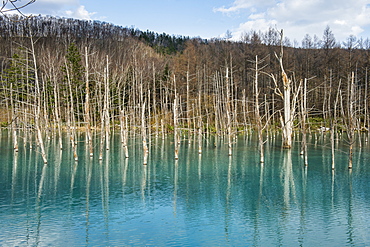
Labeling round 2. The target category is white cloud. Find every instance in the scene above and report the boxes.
[249,13,265,20]
[23,0,96,20]
[214,0,275,14]
[216,0,370,43]
[352,26,364,35]
[334,20,347,26]
[232,19,278,41]
[214,0,253,14]
[65,5,96,20]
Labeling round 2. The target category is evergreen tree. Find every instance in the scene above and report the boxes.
[63,43,84,86]
[61,43,85,120]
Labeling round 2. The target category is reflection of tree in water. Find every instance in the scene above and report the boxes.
[98,151,110,242]
[173,160,178,216]
[281,150,297,209]
[252,158,265,246]
[53,147,62,196]
[141,160,148,201]
[224,155,233,242]
[36,163,48,246]
[346,170,354,245]
[11,150,18,205]
[85,153,93,246]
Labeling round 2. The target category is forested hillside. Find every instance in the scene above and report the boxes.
[1,15,370,135]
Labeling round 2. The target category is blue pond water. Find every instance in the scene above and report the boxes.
[1,131,370,246]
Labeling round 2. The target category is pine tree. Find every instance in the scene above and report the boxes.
[61,43,85,120]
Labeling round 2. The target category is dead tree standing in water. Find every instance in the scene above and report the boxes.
[84,47,93,157]
[173,95,180,160]
[270,30,300,149]
[300,79,308,166]
[341,72,356,169]
[30,33,48,164]
[253,55,269,163]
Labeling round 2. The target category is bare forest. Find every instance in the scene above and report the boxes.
[1,15,370,166]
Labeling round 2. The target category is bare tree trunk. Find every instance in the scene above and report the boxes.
[226,67,232,156]
[331,79,341,170]
[41,74,50,141]
[104,55,110,151]
[85,47,93,157]
[174,95,179,160]
[198,92,203,154]
[365,68,369,141]
[300,79,308,166]
[161,119,165,140]
[152,63,159,138]
[53,72,63,150]
[142,102,148,165]
[282,70,292,149]
[330,126,335,169]
[348,72,355,169]
[213,74,220,135]
[120,107,129,158]
[340,73,355,169]
[10,80,18,152]
[242,89,248,132]
[65,59,78,162]
[186,70,192,144]
[254,56,264,163]
[30,34,48,164]
[271,30,297,149]
[98,125,105,160]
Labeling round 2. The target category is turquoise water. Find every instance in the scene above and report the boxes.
[1,131,370,246]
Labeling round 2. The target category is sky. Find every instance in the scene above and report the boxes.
[9,0,370,44]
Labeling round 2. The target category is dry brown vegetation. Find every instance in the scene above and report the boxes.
[1,16,369,166]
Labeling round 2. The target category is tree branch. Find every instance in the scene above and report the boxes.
[1,0,36,19]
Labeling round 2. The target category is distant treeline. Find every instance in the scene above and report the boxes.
[1,14,370,133]
[0,15,190,54]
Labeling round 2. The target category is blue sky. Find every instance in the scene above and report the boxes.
[12,0,370,44]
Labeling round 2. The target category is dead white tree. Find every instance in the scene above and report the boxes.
[173,95,180,160]
[341,72,356,169]
[50,62,63,150]
[120,106,129,158]
[30,34,47,164]
[84,47,93,157]
[253,55,269,163]
[331,79,341,170]
[197,92,203,154]
[142,102,148,165]
[225,67,233,156]
[300,79,308,166]
[65,59,78,162]
[270,30,300,149]
[104,55,110,151]
[9,70,18,152]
